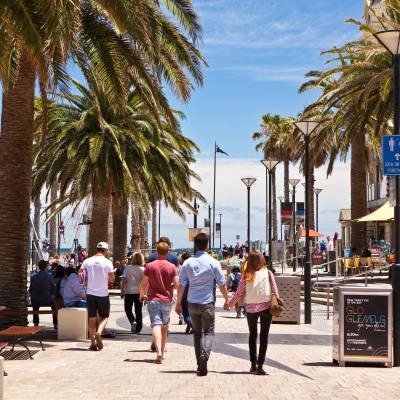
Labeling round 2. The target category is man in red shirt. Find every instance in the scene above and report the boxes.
[140,242,178,364]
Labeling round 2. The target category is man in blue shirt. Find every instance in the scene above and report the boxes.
[147,237,180,266]
[176,233,229,376]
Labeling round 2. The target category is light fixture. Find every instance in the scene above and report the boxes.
[241,177,257,188]
[314,188,323,195]
[261,159,280,171]
[294,120,320,136]
[289,178,301,187]
[374,30,400,56]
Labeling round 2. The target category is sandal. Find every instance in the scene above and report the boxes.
[89,344,98,351]
[155,355,163,364]
[95,332,103,350]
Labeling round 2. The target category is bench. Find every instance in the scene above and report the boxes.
[0,326,44,359]
[0,343,7,377]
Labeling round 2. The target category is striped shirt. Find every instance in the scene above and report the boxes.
[227,270,279,313]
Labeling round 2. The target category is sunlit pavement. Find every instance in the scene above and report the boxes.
[3,295,400,400]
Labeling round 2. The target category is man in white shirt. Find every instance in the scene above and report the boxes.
[81,242,115,351]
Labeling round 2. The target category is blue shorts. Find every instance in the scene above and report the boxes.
[147,301,172,327]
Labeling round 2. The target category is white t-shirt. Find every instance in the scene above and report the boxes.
[122,264,144,294]
[82,255,113,297]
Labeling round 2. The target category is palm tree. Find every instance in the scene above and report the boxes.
[0,0,206,322]
[253,114,295,239]
[33,79,204,259]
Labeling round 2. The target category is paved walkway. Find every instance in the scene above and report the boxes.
[2,296,400,400]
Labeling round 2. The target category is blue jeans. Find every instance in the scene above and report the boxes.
[65,300,87,308]
[147,301,172,327]
[182,286,191,323]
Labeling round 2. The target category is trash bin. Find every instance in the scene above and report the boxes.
[333,284,393,367]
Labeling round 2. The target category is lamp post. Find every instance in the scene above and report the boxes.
[314,188,323,239]
[261,160,280,264]
[374,29,400,366]
[289,179,300,272]
[294,120,320,325]
[278,196,284,241]
[241,177,257,253]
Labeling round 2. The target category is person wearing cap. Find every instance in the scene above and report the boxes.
[81,242,115,351]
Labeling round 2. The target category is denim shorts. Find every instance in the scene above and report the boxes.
[147,301,172,327]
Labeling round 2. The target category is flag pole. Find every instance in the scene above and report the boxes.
[212,142,217,248]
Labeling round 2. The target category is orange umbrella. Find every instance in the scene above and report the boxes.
[300,228,324,238]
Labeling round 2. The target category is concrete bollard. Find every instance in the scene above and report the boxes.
[0,356,4,400]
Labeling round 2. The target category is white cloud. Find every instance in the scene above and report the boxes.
[159,158,351,248]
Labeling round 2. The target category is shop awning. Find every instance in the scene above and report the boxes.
[357,201,394,222]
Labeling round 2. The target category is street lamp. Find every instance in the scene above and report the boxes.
[261,160,280,264]
[289,178,301,273]
[374,29,400,366]
[241,177,257,253]
[294,120,320,325]
[313,188,323,238]
[219,213,222,250]
[278,196,284,241]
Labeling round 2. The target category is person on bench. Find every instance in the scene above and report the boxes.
[61,267,87,308]
[29,260,57,329]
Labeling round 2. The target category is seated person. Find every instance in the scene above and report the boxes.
[61,267,86,308]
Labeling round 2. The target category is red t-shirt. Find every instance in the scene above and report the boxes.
[144,260,177,302]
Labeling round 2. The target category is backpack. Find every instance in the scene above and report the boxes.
[230,272,241,292]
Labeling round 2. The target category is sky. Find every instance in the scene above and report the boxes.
[24,0,365,249]
[156,0,362,248]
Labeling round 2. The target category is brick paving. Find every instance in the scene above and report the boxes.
[3,296,400,400]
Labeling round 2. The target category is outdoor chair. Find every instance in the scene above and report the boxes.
[0,326,44,359]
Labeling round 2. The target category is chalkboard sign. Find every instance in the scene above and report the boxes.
[344,295,389,358]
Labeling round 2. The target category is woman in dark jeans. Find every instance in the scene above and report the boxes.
[121,253,144,333]
[225,251,279,375]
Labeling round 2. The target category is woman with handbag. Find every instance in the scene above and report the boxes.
[225,251,280,375]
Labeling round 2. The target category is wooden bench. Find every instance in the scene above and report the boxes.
[0,342,8,376]
[0,326,44,359]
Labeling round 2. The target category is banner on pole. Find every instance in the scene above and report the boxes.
[189,228,205,242]
[296,202,305,224]
[216,222,221,239]
[281,202,293,225]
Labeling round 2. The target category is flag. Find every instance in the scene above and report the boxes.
[216,145,229,156]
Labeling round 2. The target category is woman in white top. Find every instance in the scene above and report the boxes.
[121,252,145,333]
[225,251,279,375]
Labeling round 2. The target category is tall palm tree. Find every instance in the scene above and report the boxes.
[253,114,295,239]
[0,0,206,322]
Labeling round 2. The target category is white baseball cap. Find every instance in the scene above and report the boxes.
[96,242,109,250]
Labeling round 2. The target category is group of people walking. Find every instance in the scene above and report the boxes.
[31,232,281,376]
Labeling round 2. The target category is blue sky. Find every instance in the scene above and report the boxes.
[169,0,363,158]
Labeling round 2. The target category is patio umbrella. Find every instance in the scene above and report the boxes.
[300,228,324,238]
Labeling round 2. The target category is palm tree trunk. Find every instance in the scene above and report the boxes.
[49,184,58,255]
[0,49,35,326]
[351,134,368,250]
[130,198,141,251]
[139,206,148,249]
[272,169,278,240]
[33,196,41,240]
[112,195,127,262]
[284,160,289,203]
[88,191,111,256]
[151,200,158,248]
